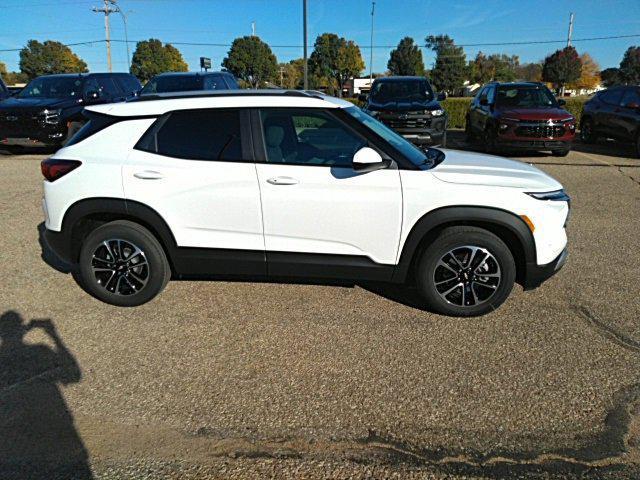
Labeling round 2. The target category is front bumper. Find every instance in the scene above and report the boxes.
[496,139,573,151]
[0,120,67,146]
[401,130,446,146]
[522,247,568,290]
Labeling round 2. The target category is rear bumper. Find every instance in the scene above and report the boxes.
[43,228,73,264]
[523,247,568,290]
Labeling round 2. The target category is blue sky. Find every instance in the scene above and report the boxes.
[1,0,639,75]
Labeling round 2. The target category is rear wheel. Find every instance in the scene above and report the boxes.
[77,220,170,307]
[636,133,640,158]
[484,126,499,154]
[415,227,516,317]
[580,118,597,143]
[465,117,474,142]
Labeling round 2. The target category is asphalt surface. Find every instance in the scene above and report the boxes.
[0,134,639,479]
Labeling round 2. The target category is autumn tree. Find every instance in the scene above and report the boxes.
[469,52,519,83]
[542,46,582,93]
[567,53,600,90]
[600,67,622,87]
[387,37,425,76]
[19,40,88,80]
[515,62,543,82]
[619,46,640,84]
[309,33,364,97]
[222,36,278,88]
[278,58,305,89]
[130,39,188,82]
[425,35,466,94]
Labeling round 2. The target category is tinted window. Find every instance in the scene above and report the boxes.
[600,88,623,105]
[224,75,239,89]
[141,75,204,94]
[95,77,121,98]
[486,86,496,104]
[116,75,141,95]
[370,79,434,102]
[620,88,640,107]
[18,76,83,98]
[203,76,228,90]
[495,85,557,108]
[151,109,243,161]
[260,109,366,167]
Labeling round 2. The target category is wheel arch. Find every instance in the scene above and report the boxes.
[392,206,537,286]
[60,198,178,271]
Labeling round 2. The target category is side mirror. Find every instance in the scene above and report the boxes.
[479,97,489,106]
[352,146,390,173]
[84,90,101,102]
[557,98,566,106]
[437,92,447,101]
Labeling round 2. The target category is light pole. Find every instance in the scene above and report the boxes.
[369,1,375,84]
[303,0,308,90]
[115,6,131,71]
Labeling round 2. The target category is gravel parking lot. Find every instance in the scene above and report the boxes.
[0,135,639,479]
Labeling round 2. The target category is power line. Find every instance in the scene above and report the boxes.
[1,32,639,53]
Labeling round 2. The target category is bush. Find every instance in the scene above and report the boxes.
[343,97,365,108]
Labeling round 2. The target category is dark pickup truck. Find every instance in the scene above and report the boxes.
[0,72,140,149]
[362,76,447,146]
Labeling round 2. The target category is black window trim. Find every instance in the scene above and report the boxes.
[133,107,254,163]
[252,106,418,170]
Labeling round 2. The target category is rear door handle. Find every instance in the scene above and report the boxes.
[134,170,164,180]
[267,176,298,185]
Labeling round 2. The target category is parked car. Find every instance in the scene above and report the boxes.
[466,82,576,156]
[41,90,569,316]
[0,76,9,100]
[139,71,239,96]
[580,85,640,157]
[362,76,447,146]
[0,72,141,148]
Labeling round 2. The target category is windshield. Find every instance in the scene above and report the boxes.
[344,106,443,168]
[18,76,82,98]
[141,75,204,94]
[495,86,558,108]
[370,80,434,102]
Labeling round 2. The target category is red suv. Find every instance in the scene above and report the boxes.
[466,82,576,156]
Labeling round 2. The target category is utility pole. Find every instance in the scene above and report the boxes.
[280,66,285,88]
[567,12,574,47]
[369,1,375,84]
[92,0,118,72]
[303,0,308,90]
[251,21,256,36]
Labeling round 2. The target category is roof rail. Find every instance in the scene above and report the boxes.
[133,89,322,102]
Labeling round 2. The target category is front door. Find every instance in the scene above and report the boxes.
[253,108,402,280]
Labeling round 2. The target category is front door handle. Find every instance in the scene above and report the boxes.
[134,170,164,180]
[267,176,298,185]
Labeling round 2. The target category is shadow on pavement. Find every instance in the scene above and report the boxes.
[0,310,92,479]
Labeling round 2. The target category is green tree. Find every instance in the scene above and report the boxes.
[130,39,188,82]
[0,62,28,85]
[515,62,543,82]
[542,46,582,92]
[279,58,305,89]
[309,33,364,97]
[600,67,622,87]
[222,36,278,89]
[387,37,425,76]
[19,40,88,80]
[469,52,519,84]
[619,46,640,85]
[425,35,466,94]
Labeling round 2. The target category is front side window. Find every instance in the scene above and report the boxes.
[141,75,204,94]
[144,109,243,161]
[495,86,557,108]
[600,88,623,105]
[260,109,366,167]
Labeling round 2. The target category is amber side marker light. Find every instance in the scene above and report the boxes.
[520,215,535,233]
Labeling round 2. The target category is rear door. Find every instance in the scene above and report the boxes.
[596,88,624,138]
[122,108,265,272]
[616,87,640,141]
[253,107,402,279]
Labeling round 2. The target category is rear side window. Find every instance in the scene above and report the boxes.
[600,88,623,105]
[65,112,122,147]
[203,76,227,90]
[116,75,141,95]
[137,109,244,161]
[224,75,239,89]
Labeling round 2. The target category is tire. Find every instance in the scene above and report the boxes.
[552,149,570,157]
[483,126,499,154]
[580,117,597,144]
[64,121,84,146]
[439,131,447,148]
[76,220,170,307]
[465,117,474,142]
[415,226,516,317]
[636,133,640,159]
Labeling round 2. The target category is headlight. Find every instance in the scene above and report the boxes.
[430,109,445,117]
[526,189,570,202]
[41,108,62,124]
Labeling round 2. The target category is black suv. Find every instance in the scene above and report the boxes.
[362,76,447,146]
[139,71,239,96]
[581,85,640,157]
[0,76,9,100]
[0,72,141,148]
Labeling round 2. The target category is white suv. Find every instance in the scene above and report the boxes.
[41,90,569,316]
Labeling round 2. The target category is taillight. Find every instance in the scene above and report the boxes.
[41,158,81,182]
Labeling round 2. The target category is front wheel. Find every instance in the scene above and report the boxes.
[580,118,597,144]
[415,227,516,317]
[636,133,640,158]
[77,220,171,306]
